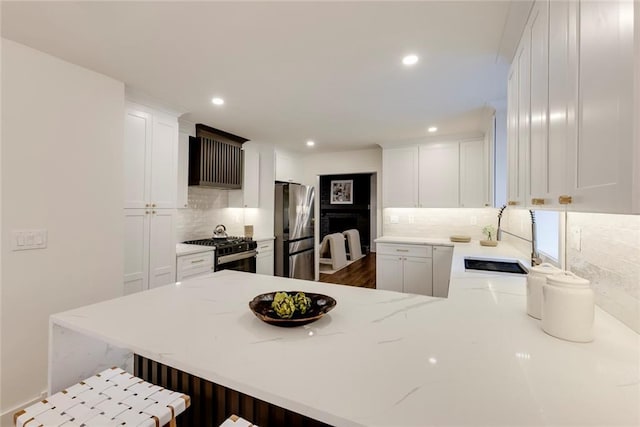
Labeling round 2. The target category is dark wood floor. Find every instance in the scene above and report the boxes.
[319,253,376,289]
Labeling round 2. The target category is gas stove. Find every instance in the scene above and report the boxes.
[183,237,257,257]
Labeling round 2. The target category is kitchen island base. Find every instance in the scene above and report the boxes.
[134,355,331,427]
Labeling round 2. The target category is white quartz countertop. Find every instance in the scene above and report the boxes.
[52,245,640,426]
[375,235,454,246]
[175,243,215,256]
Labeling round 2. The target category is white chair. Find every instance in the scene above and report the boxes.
[319,233,348,271]
[14,367,190,427]
[343,229,364,261]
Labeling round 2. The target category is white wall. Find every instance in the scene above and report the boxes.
[1,39,124,416]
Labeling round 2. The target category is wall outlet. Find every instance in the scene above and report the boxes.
[470,216,477,225]
[12,229,47,251]
[390,215,399,224]
[570,226,582,251]
[408,216,415,224]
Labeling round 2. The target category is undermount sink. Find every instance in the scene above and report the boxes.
[464,257,528,275]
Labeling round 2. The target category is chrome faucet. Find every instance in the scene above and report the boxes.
[496,204,541,267]
[530,210,542,267]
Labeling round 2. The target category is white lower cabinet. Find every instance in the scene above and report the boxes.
[176,250,214,281]
[377,243,454,297]
[256,239,274,276]
[432,245,454,298]
[376,244,433,296]
[124,209,176,295]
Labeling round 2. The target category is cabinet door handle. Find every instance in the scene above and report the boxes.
[145,203,150,208]
[152,203,156,208]
[145,211,150,215]
[260,245,270,249]
[508,200,519,206]
[396,249,409,252]
[531,198,545,205]
[152,210,156,214]
[559,195,573,205]
[191,259,205,264]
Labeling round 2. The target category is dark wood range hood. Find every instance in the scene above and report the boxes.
[189,124,249,189]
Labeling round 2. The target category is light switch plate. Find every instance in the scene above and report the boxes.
[12,229,47,251]
[570,226,581,251]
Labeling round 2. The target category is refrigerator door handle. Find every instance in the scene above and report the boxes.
[288,246,314,257]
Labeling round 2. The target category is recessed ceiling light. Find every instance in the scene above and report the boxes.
[402,54,419,66]
[306,140,315,147]
[428,126,438,133]
[211,97,224,105]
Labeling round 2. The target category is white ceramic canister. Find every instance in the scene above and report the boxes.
[542,272,594,342]
[526,263,562,319]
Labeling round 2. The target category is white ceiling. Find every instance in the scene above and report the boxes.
[1,1,529,153]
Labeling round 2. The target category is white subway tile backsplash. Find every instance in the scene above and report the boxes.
[567,212,640,333]
[175,187,235,241]
[383,208,499,240]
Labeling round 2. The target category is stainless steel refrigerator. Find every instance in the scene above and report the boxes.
[274,182,315,280]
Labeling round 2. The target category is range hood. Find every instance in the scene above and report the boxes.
[188,124,249,189]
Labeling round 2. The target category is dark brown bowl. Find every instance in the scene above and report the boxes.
[249,291,337,327]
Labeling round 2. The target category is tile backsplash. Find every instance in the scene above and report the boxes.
[383,208,500,240]
[566,212,640,333]
[175,187,244,241]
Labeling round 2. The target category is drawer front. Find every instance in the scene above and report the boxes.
[177,266,213,281]
[377,243,432,258]
[177,251,214,272]
[256,240,274,254]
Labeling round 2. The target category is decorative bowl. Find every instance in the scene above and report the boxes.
[249,291,336,327]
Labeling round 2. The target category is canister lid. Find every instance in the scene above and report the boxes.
[547,271,590,288]
[528,262,562,276]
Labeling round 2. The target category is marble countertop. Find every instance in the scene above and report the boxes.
[375,235,454,246]
[175,243,215,256]
[51,245,640,426]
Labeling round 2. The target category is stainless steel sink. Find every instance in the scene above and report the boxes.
[464,257,528,275]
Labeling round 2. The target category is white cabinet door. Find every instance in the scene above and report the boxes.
[150,114,178,209]
[376,254,404,293]
[243,148,260,208]
[569,0,635,213]
[176,132,189,209]
[124,109,151,209]
[545,0,576,208]
[148,210,176,289]
[516,29,531,208]
[124,210,150,295]
[418,143,459,208]
[459,140,487,208]
[528,0,550,205]
[383,146,418,207]
[275,151,301,183]
[256,240,274,275]
[432,246,453,298]
[402,256,433,296]
[506,64,520,207]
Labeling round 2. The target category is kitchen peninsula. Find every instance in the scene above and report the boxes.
[49,245,639,426]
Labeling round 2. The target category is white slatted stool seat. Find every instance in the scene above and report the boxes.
[14,367,190,427]
[343,229,364,261]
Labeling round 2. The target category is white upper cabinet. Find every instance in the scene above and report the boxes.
[419,143,459,208]
[569,0,636,213]
[124,109,151,209]
[383,140,490,208]
[274,150,302,184]
[528,0,550,206]
[510,0,639,213]
[124,103,179,209]
[176,132,189,209]
[230,146,260,208]
[382,146,419,207]
[460,139,489,208]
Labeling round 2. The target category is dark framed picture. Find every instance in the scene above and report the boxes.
[330,180,353,204]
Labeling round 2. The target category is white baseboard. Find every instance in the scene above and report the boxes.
[1,391,46,427]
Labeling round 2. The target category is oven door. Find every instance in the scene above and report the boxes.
[216,250,257,273]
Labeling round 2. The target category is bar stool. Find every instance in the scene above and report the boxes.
[14,367,190,427]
